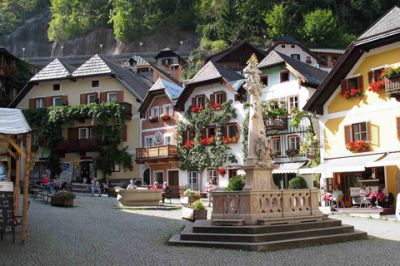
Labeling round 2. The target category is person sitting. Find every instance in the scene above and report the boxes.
[126,179,136,189]
[205,179,217,207]
[331,186,344,208]
[102,177,111,192]
[161,182,171,203]
[359,184,371,197]
[369,188,385,207]
[91,177,101,197]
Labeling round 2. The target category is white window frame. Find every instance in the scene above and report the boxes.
[288,135,300,151]
[79,128,89,140]
[36,98,44,108]
[107,92,118,103]
[207,169,217,180]
[87,93,96,104]
[188,171,198,191]
[271,137,281,154]
[144,136,154,147]
[161,104,173,116]
[288,95,299,113]
[89,127,95,139]
[53,96,63,106]
[163,133,173,145]
[150,106,160,117]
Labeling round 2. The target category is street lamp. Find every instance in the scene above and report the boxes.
[61,45,64,56]
[139,42,143,53]
[22,47,25,58]
[100,44,103,54]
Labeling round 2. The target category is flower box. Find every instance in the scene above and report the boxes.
[180,195,201,205]
[346,140,370,153]
[183,140,194,149]
[342,88,363,99]
[368,80,385,93]
[191,106,204,113]
[149,116,159,123]
[181,206,207,221]
[211,103,222,110]
[200,137,215,145]
[222,136,238,144]
[161,113,171,121]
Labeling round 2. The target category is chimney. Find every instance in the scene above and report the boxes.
[170,64,182,83]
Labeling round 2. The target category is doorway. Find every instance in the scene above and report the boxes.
[143,169,150,186]
[168,170,179,198]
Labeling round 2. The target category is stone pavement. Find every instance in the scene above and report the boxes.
[1,194,400,266]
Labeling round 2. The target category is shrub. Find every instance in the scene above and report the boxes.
[189,200,205,210]
[53,190,76,200]
[183,189,195,197]
[225,175,245,191]
[288,176,308,189]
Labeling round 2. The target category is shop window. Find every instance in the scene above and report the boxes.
[280,71,290,82]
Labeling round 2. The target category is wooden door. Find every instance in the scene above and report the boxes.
[168,170,179,198]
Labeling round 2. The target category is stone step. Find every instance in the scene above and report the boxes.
[169,230,368,251]
[181,224,355,243]
[212,219,244,226]
[257,214,326,225]
[192,218,342,234]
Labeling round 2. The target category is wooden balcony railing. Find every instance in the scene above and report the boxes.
[384,77,400,100]
[136,145,177,163]
[264,115,288,130]
[57,139,101,153]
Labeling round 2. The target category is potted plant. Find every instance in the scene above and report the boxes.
[180,188,201,204]
[381,66,400,81]
[182,200,207,221]
[160,113,171,121]
[51,190,76,207]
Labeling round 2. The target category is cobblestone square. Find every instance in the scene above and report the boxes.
[1,195,400,266]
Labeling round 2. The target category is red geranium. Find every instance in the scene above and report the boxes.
[183,140,194,149]
[346,140,370,153]
[368,80,385,93]
[211,103,222,110]
[342,88,362,99]
[217,168,226,175]
[222,137,232,144]
[191,106,204,113]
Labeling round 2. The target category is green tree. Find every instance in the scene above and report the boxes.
[264,3,293,40]
[217,0,241,44]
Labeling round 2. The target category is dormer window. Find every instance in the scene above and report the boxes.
[161,58,173,66]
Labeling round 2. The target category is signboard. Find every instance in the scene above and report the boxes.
[0,191,15,241]
[0,182,14,192]
[396,193,400,221]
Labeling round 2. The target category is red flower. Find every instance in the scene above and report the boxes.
[369,80,385,93]
[211,103,222,110]
[222,137,232,144]
[191,106,205,113]
[184,140,194,149]
[346,140,370,153]
[217,168,226,175]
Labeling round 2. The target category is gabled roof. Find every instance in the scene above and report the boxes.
[139,78,183,115]
[310,48,346,54]
[206,40,266,64]
[176,61,244,110]
[358,6,400,40]
[258,51,327,87]
[30,58,74,82]
[0,45,19,61]
[305,6,400,114]
[154,47,186,64]
[72,54,150,101]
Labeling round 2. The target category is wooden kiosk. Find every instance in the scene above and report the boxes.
[0,107,32,242]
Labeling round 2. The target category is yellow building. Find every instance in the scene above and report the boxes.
[305,7,400,207]
[10,55,150,185]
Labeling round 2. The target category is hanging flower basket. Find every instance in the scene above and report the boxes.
[191,106,204,113]
[217,168,226,175]
[346,140,370,153]
[368,80,385,93]
[161,113,171,121]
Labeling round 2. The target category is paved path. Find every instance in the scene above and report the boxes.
[1,195,400,266]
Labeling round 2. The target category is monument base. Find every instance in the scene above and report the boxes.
[242,161,277,191]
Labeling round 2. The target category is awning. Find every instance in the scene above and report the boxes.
[0,108,31,134]
[273,162,306,174]
[365,152,400,167]
[319,154,383,173]
[298,165,323,174]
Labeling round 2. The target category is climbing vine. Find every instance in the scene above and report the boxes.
[177,100,237,172]
[23,102,133,178]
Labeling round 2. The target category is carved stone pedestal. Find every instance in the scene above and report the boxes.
[242,161,277,191]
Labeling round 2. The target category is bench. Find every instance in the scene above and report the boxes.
[350,186,378,206]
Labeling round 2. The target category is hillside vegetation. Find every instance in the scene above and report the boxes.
[1,0,399,50]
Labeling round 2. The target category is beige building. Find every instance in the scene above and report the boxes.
[10,55,150,184]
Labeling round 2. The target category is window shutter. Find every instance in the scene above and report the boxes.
[45,97,53,107]
[200,94,206,106]
[235,123,240,138]
[397,117,400,140]
[368,71,373,83]
[29,99,36,109]
[210,93,215,105]
[62,95,68,106]
[80,94,87,105]
[100,92,107,103]
[191,97,196,108]
[94,92,99,102]
[344,125,352,144]
[222,91,227,103]
[366,122,371,141]
[341,79,348,94]
[117,91,124,103]
[121,125,127,141]
[357,75,364,90]
[280,72,284,82]
[296,136,301,150]
[68,128,79,140]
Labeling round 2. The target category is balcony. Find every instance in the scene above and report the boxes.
[384,77,400,101]
[136,145,177,163]
[119,102,132,119]
[57,139,101,153]
[264,115,288,130]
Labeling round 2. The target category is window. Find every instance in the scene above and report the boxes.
[332,57,338,65]
[79,128,89,140]
[207,169,218,185]
[320,55,327,65]
[195,95,205,107]
[154,171,164,184]
[288,135,300,151]
[36,98,44,108]
[261,76,268,86]
[107,92,118,103]
[53,84,60,91]
[0,55,3,66]
[271,137,281,155]
[87,93,96,104]
[306,56,312,64]
[164,134,173,145]
[226,124,238,138]
[92,80,99,88]
[145,136,154,147]
[188,171,198,190]
[288,96,299,113]
[113,164,121,172]
[281,45,285,48]
[207,127,216,138]
[53,96,63,106]
[291,54,300,61]
[369,67,385,83]
[280,71,290,82]
[347,77,359,89]
[214,92,225,104]
[161,58,173,66]
[291,44,295,48]
[161,104,173,116]
[352,122,368,141]
[89,128,96,139]
[150,106,159,118]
